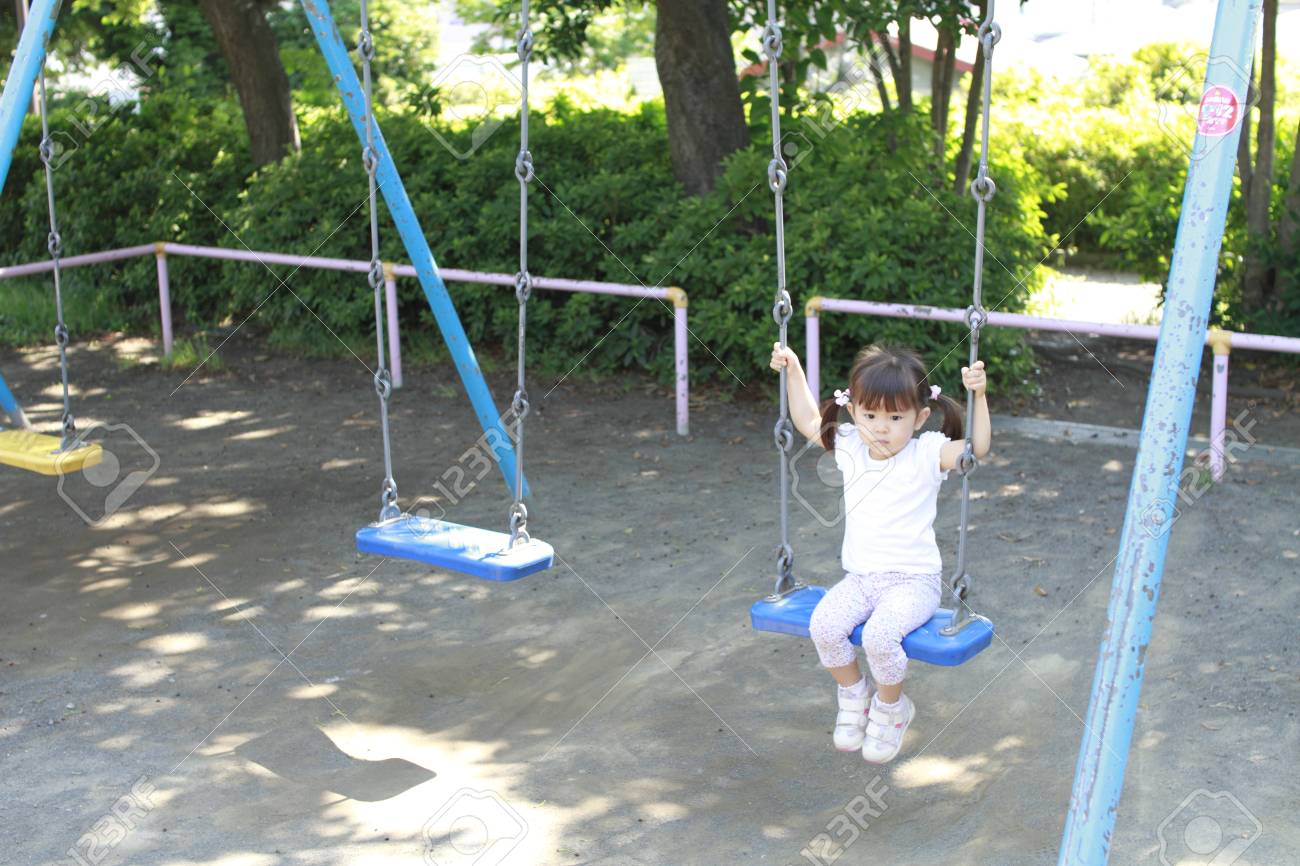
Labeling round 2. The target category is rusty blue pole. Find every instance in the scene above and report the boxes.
[1056,2,1262,864]
[298,0,527,497]
[0,0,61,197]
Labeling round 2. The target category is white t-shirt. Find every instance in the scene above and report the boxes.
[833,424,950,575]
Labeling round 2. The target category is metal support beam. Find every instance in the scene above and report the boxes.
[299,0,527,497]
[0,0,59,197]
[0,370,30,428]
[1056,2,1263,863]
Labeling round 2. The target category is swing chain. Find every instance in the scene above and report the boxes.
[772,417,794,453]
[379,476,400,522]
[762,0,801,601]
[507,0,535,548]
[772,289,792,326]
[945,0,1000,637]
[358,0,400,524]
[36,57,75,451]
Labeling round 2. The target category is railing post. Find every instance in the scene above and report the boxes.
[668,287,689,436]
[154,242,174,357]
[384,262,402,389]
[805,297,822,403]
[1207,329,1231,481]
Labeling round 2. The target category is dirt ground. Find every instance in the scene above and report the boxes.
[1,328,1297,866]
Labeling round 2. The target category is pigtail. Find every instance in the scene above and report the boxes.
[932,392,965,442]
[818,397,841,452]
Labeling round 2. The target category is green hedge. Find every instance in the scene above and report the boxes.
[1,96,1050,394]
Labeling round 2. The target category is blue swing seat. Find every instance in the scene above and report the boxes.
[356,516,554,582]
[750,584,993,666]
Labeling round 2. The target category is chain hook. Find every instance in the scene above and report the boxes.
[772,290,793,326]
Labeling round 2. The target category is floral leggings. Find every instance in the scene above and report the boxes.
[809,571,942,685]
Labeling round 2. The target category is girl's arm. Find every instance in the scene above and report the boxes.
[940,361,991,471]
[769,343,825,442]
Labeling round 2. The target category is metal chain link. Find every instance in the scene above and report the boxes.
[36,61,75,451]
[359,0,400,522]
[509,0,535,548]
[763,0,800,600]
[944,1,1000,637]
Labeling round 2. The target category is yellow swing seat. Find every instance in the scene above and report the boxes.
[0,429,102,475]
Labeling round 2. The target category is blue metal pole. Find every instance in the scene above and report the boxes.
[1056,2,1262,864]
[299,0,527,498]
[0,369,29,428]
[0,0,60,198]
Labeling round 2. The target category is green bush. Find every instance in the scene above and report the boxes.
[2,98,1050,395]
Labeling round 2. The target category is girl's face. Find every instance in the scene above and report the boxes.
[849,401,931,459]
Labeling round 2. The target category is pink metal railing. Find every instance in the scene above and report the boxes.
[0,242,691,435]
[804,296,1300,480]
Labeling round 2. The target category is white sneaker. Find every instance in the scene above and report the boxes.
[832,682,876,752]
[861,693,915,764]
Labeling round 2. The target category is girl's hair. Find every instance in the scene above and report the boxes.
[818,344,964,452]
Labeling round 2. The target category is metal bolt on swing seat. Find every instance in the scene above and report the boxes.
[378,476,400,521]
[509,502,530,546]
[62,413,76,438]
[941,574,974,635]
[767,543,803,600]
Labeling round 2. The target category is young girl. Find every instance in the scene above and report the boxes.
[769,343,990,763]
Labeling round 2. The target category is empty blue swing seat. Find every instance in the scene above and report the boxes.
[750,585,994,666]
[356,516,554,582]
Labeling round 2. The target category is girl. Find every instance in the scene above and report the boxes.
[769,343,990,764]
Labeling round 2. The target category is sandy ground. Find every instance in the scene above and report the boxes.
[1,331,1297,866]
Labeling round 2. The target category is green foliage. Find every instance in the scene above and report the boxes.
[1,101,1048,396]
[162,334,224,372]
[998,45,1300,334]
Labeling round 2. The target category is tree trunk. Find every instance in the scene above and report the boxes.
[897,19,913,113]
[1279,117,1300,258]
[865,38,892,113]
[1242,0,1276,311]
[953,8,987,196]
[654,0,749,195]
[196,0,300,167]
[930,25,956,167]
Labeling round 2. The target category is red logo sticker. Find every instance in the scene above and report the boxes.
[1197,84,1241,136]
